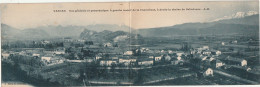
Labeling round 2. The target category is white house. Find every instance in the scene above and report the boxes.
[100,60,117,66]
[119,58,136,63]
[32,53,40,57]
[124,51,133,55]
[119,58,136,66]
[138,59,153,66]
[216,51,221,55]
[233,40,238,44]
[1,53,10,59]
[211,60,223,68]
[41,57,51,62]
[86,59,94,63]
[54,51,65,55]
[203,68,213,76]
[176,52,184,57]
[241,60,247,66]
[155,55,163,61]
[104,42,112,47]
[168,50,173,54]
[202,51,211,55]
[216,61,223,68]
[95,53,102,61]
[177,56,182,60]
[221,42,225,46]
[202,46,209,50]
[223,57,247,67]
[211,50,221,56]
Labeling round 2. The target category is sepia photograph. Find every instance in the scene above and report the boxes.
[0,0,259,86]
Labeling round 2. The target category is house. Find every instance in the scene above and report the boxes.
[221,42,225,46]
[100,59,117,66]
[32,53,40,57]
[104,42,112,47]
[221,56,247,67]
[203,68,213,76]
[54,51,65,55]
[176,52,184,57]
[233,40,238,44]
[177,56,182,60]
[86,58,94,63]
[171,56,184,65]
[41,56,51,62]
[119,58,136,63]
[41,56,52,65]
[118,57,137,66]
[201,56,215,61]
[190,50,196,54]
[110,55,119,60]
[124,51,133,55]
[66,60,85,63]
[47,57,65,65]
[211,50,221,56]
[149,56,154,59]
[171,60,184,65]
[202,50,211,55]
[210,60,223,68]
[1,53,10,59]
[137,58,153,66]
[95,53,102,61]
[168,50,174,54]
[202,46,209,50]
[154,54,163,61]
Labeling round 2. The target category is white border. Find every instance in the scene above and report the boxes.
[0,0,258,3]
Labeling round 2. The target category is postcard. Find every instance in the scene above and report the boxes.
[1,1,259,86]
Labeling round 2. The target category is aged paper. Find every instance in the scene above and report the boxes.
[1,1,259,86]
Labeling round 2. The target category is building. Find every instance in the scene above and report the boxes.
[104,42,112,47]
[137,58,153,66]
[100,59,117,66]
[202,50,211,55]
[221,42,225,46]
[171,56,184,65]
[32,53,40,57]
[176,52,184,57]
[210,60,223,68]
[86,58,94,63]
[41,56,52,65]
[168,50,174,54]
[211,50,221,56]
[124,51,133,55]
[154,54,163,61]
[203,68,213,76]
[1,53,10,59]
[119,58,136,63]
[54,51,65,55]
[119,57,137,66]
[171,60,184,65]
[95,53,102,61]
[177,56,182,60]
[221,56,247,67]
[202,46,209,50]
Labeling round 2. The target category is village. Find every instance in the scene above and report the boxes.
[1,34,260,86]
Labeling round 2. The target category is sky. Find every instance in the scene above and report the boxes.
[0,1,259,29]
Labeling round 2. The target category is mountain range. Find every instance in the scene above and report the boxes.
[1,11,259,40]
[136,14,259,37]
[1,24,131,40]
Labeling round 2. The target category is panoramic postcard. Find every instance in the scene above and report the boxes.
[1,1,259,86]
